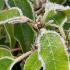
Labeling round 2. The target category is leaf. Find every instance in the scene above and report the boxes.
[0,7,21,24]
[24,51,41,70]
[0,25,9,46]
[43,10,56,22]
[0,0,4,10]
[0,7,21,48]
[5,0,35,52]
[43,11,66,27]
[63,22,70,30]
[44,3,70,28]
[63,9,70,21]
[49,0,66,4]
[63,9,70,18]
[4,24,16,48]
[45,24,57,31]
[0,57,13,70]
[0,47,12,58]
[36,28,68,70]
[14,23,35,52]
[7,0,34,20]
[50,11,66,26]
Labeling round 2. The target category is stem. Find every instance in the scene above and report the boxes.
[14,51,32,63]
[11,48,21,52]
[59,26,66,40]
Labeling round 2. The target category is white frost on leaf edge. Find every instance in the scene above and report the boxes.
[35,28,69,70]
[0,7,23,24]
[0,47,13,57]
[59,17,67,27]
[0,56,14,70]
[5,0,35,20]
[35,28,46,70]
[43,1,70,27]
[0,56,14,60]
[45,1,70,12]
[4,0,11,8]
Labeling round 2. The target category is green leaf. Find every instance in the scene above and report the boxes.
[0,57,13,70]
[37,29,68,70]
[63,9,70,17]
[8,0,34,20]
[45,24,57,31]
[43,11,66,27]
[24,51,41,70]
[43,10,56,22]
[14,23,35,52]
[0,0,4,10]
[4,24,16,48]
[5,0,35,52]
[49,11,66,26]
[0,47,12,58]
[49,0,66,4]
[0,7,22,48]
[0,7,21,23]
[63,22,70,30]
[63,9,70,21]
[0,25,9,46]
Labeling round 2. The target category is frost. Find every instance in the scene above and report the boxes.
[9,7,23,16]
[35,28,69,70]
[38,55,46,70]
[35,28,46,70]
[0,7,24,24]
[45,1,70,12]
[48,20,54,24]
[4,0,11,8]
[44,1,69,27]
[61,17,67,26]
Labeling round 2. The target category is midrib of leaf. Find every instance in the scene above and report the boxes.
[31,59,40,70]
[45,35,56,70]
[39,30,68,70]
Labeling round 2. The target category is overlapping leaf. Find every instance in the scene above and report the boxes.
[0,7,21,23]
[7,0,34,20]
[0,25,8,46]
[43,10,66,27]
[0,57,14,70]
[63,9,70,21]
[24,51,41,70]
[0,7,22,48]
[0,46,12,58]
[14,23,35,52]
[4,24,16,48]
[5,0,35,52]
[43,2,70,28]
[0,0,4,10]
[63,22,70,30]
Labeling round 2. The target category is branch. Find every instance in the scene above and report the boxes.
[14,51,32,63]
